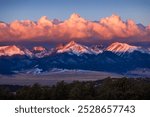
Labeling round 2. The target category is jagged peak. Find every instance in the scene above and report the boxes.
[56,41,102,55]
[57,41,90,55]
[63,41,85,51]
[66,40,78,46]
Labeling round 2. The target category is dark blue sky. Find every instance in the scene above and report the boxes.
[0,0,150,25]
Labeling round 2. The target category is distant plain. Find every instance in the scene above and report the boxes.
[0,70,123,86]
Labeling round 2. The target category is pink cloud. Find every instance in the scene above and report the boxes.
[0,13,149,42]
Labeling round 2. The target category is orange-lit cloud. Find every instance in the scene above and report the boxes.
[0,13,149,42]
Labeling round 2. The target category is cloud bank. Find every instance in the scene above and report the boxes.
[0,13,150,43]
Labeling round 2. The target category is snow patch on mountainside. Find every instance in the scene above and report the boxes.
[0,45,25,56]
[57,41,102,55]
[32,46,51,58]
[34,50,53,58]
[106,42,141,54]
[33,46,46,52]
[57,41,92,55]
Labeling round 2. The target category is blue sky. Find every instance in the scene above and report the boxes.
[0,0,150,25]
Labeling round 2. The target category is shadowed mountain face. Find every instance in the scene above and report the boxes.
[0,41,150,75]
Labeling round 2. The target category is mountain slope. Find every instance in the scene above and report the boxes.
[0,45,25,56]
[106,42,141,55]
[57,41,102,55]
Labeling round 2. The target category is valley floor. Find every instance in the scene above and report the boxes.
[0,70,123,86]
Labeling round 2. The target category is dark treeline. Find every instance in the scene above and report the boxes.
[0,78,150,100]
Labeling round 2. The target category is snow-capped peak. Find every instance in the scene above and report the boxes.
[57,41,102,56]
[33,46,46,52]
[0,45,25,56]
[106,42,140,54]
[65,41,79,48]
[57,41,90,55]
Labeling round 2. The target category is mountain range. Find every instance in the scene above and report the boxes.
[0,41,150,75]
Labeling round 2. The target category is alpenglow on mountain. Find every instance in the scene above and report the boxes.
[0,45,24,56]
[0,41,149,57]
[0,41,150,74]
[57,41,102,56]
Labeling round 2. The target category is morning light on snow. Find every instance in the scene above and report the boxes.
[0,1,150,115]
